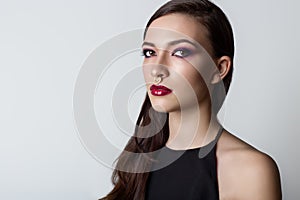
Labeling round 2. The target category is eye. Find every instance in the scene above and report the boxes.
[172,48,192,58]
[142,49,156,58]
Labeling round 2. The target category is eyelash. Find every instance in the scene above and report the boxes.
[141,48,192,58]
[142,49,156,58]
[172,48,192,58]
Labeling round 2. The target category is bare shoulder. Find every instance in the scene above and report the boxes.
[216,129,282,200]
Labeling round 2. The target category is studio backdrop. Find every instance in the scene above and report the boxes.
[0,0,299,199]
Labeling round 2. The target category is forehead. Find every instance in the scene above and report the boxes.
[145,13,213,54]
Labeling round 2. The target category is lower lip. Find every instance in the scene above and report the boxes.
[151,88,172,96]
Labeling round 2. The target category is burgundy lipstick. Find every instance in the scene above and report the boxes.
[150,84,172,96]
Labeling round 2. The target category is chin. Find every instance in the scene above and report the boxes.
[148,91,180,113]
[150,101,179,113]
[151,105,168,113]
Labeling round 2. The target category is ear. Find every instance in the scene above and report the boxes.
[211,56,231,84]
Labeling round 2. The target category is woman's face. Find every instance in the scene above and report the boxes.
[142,13,218,113]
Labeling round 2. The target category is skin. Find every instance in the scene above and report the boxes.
[142,13,282,199]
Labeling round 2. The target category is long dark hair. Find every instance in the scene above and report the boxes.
[100,0,234,199]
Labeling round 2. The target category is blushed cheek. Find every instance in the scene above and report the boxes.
[167,71,198,108]
[187,52,216,83]
[177,67,210,104]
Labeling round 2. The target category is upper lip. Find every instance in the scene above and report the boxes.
[150,84,172,91]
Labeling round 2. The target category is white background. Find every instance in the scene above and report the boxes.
[0,0,299,199]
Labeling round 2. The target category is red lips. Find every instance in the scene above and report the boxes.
[150,84,172,96]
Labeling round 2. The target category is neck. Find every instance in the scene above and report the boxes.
[166,97,221,150]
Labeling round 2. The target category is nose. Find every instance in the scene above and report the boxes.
[142,49,171,84]
[150,50,170,80]
[151,65,169,79]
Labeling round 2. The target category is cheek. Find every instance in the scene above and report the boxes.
[190,69,207,89]
[175,65,210,99]
[176,63,204,86]
[185,52,216,82]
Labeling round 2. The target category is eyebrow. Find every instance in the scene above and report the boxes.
[142,39,198,48]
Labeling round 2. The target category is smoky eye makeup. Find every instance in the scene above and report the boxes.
[171,47,195,58]
[141,48,156,58]
[141,47,197,59]
[141,40,200,59]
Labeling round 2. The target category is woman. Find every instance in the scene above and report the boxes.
[100,0,282,199]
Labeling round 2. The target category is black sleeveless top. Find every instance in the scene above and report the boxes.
[145,128,222,200]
